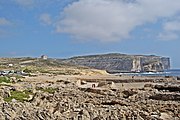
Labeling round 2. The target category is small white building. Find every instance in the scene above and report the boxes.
[41,55,48,60]
[8,64,13,67]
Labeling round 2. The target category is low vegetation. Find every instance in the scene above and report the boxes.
[4,90,33,102]
[0,57,105,76]
[0,77,11,83]
[36,87,58,94]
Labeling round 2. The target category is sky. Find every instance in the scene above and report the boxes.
[0,0,180,68]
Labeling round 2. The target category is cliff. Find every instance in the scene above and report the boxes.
[63,53,170,73]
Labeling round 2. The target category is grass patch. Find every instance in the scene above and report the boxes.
[21,66,42,73]
[0,76,11,83]
[50,70,81,75]
[4,90,33,102]
[36,87,58,94]
[10,74,25,80]
[23,68,32,73]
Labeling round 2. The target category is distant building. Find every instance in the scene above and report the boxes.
[41,55,48,60]
[8,64,13,67]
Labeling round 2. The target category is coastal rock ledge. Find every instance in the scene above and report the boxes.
[63,53,170,73]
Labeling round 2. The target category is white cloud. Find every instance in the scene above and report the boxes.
[0,18,12,37]
[0,18,11,26]
[158,18,180,41]
[55,0,180,42]
[164,20,180,31]
[158,32,179,41]
[39,13,52,25]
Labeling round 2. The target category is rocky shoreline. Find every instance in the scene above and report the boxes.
[0,74,179,120]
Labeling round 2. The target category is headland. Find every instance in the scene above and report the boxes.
[0,55,179,119]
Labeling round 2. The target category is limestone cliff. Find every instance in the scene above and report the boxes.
[63,53,170,73]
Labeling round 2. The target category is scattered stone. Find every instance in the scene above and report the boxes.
[122,89,138,98]
[144,84,154,88]
[101,100,129,106]
[154,84,180,92]
[11,98,17,103]
[149,93,180,101]
[0,75,179,119]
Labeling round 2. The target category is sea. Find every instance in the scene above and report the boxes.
[116,69,180,77]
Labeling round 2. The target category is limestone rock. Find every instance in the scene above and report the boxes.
[149,93,180,101]
[63,53,170,72]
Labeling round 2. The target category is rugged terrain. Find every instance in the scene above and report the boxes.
[0,74,179,120]
[0,57,179,120]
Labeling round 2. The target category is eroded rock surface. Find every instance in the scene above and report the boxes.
[0,77,179,120]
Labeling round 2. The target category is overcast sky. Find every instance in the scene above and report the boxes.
[0,0,180,68]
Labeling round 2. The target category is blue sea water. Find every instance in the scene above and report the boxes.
[117,69,180,77]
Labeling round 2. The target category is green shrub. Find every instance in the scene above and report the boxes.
[4,90,33,102]
[23,68,32,73]
[36,87,58,94]
[0,77,11,83]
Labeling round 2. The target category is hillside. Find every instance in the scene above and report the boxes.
[63,53,170,73]
[0,53,171,73]
[0,57,107,76]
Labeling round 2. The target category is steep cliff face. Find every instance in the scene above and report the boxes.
[63,53,170,73]
[140,57,170,72]
[131,56,170,72]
